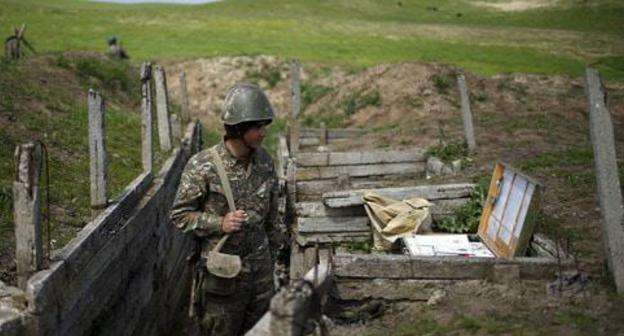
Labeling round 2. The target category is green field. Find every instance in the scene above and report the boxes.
[1,0,623,79]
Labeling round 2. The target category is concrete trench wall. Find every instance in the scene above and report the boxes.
[1,121,202,336]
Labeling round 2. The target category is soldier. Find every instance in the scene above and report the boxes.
[170,83,287,336]
[106,35,129,59]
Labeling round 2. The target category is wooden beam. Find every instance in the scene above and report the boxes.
[299,128,362,139]
[297,216,369,233]
[294,148,426,167]
[323,183,475,208]
[14,142,44,289]
[585,68,624,294]
[296,162,425,181]
[296,232,370,246]
[295,198,469,218]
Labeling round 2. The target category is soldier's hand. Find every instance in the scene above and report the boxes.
[221,210,247,233]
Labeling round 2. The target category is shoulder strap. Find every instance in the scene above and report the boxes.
[209,147,236,213]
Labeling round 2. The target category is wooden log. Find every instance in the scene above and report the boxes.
[14,142,44,289]
[296,162,425,181]
[297,216,369,233]
[457,74,476,152]
[179,71,191,123]
[154,65,172,151]
[88,89,107,212]
[289,121,300,154]
[585,68,624,294]
[323,183,475,208]
[294,148,426,167]
[276,136,289,179]
[140,62,153,173]
[333,253,572,280]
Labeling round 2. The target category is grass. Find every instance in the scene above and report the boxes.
[0,0,623,80]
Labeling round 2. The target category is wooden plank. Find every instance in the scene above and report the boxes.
[88,89,107,211]
[291,59,300,119]
[300,128,362,139]
[295,198,468,218]
[297,162,425,181]
[585,67,624,294]
[296,176,419,197]
[296,232,370,246]
[333,253,572,280]
[294,148,426,167]
[323,183,475,208]
[298,216,369,233]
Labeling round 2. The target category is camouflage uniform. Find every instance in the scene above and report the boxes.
[170,141,285,336]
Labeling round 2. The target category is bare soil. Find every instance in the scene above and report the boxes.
[165,56,624,334]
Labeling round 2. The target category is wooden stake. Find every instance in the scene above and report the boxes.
[179,71,191,124]
[14,142,44,289]
[88,89,107,213]
[585,68,624,294]
[457,74,476,152]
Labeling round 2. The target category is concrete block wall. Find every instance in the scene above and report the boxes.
[1,121,202,336]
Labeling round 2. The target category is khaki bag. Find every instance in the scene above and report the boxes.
[205,147,242,279]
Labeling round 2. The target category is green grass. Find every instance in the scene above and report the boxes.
[1,0,623,80]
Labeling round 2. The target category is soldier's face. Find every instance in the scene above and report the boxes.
[242,124,267,149]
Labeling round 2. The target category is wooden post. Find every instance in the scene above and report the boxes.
[140,62,153,173]
[319,121,327,146]
[290,59,301,154]
[170,113,182,147]
[88,89,107,213]
[154,65,172,151]
[457,74,476,152]
[13,142,43,289]
[585,68,624,294]
[179,71,191,124]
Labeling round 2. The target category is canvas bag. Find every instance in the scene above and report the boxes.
[205,147,242,278]
[363,192,433,251]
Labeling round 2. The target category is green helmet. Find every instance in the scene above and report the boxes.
[221,83,275,126]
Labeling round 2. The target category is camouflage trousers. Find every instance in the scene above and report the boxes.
[199,248,274,336]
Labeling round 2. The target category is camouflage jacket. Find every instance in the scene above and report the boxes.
[170,142,286,262]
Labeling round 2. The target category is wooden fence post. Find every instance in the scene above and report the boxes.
[154,65,172,151]
[290,59,301,154]
[88,89,107,214]
[179,71,191,124]
[457,74,476,152]
[13,142,43,289]
[585,68,624,294]
[170,114,182,147]
[140,62,153,173]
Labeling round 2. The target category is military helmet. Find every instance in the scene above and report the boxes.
[221,83,275,126]
[107,35,117,46]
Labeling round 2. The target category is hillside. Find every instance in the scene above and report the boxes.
[0,53,171,284]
